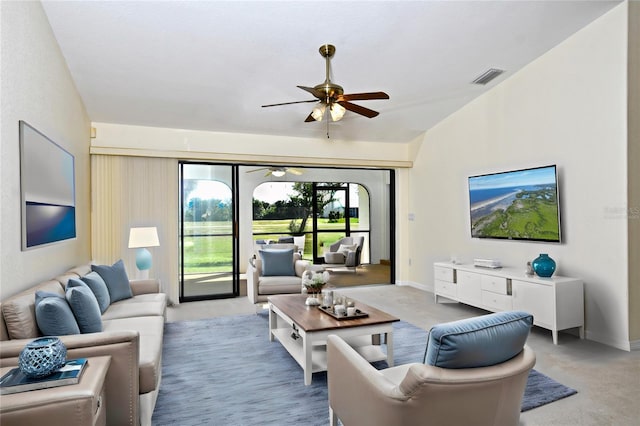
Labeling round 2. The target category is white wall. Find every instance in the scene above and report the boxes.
[406,4,630,349]
[0,1,91,297]
[90,122,412,168]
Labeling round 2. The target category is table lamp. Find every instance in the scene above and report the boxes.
[128,227,160,278]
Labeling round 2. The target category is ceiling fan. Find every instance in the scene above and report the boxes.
[246,167,303,177]
[262,44,389,128]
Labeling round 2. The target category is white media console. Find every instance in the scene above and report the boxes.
[433,261,584,345]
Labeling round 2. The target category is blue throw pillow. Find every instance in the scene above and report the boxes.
[423,311,533,368]
[66,280,103,333]
[35,291,80,336]
[91,260,133,303]
[81,272,111,313]
[259,249,295,277]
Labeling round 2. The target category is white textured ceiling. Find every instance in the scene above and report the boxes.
[42,1,621,144]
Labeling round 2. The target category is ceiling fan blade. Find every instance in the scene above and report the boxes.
[297,85,325,99]
[337,101,379,118]
[287,168,303,175]
[262,99,317,108]
[246,167,269,173]
[304,112,316,122]
[338,92,389,102]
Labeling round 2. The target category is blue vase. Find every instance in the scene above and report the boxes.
[532,254,556,278]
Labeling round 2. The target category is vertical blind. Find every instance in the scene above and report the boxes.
[91,155,179,304]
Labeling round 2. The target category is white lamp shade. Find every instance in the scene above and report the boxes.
[128,227,160,248]
[330,103,346,121]
[311,104,326,121]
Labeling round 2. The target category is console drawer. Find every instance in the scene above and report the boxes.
[434,266,455,283]
[435,279,456,298]
[481,290,512,311]
[481,275,511,295]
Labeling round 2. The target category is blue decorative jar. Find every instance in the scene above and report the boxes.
[18,337,67,378]
[532,254,556,278]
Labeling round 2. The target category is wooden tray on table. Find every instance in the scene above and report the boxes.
[318,306,369,320]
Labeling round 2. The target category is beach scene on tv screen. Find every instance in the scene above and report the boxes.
[469,166,560,241]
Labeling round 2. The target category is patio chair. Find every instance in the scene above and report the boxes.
[323,236,364,271]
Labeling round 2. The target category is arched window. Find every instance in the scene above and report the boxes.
[252,182,370,263]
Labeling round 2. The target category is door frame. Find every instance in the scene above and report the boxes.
[312,182,352,263]
[179,161,240,302]
[246,166,396,284]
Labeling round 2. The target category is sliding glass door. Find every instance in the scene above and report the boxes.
[179,163,238,301]
[312,182,372,264]
[314,183,347,263]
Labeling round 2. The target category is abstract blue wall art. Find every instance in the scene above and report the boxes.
[20,121,76,250]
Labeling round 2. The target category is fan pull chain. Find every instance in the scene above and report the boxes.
[326,117,330,138]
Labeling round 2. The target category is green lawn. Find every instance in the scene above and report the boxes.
[471,196,559,240]
[182,219,359,273]
[182,235,233,272]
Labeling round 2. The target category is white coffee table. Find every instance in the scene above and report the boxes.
[268,294,399,385]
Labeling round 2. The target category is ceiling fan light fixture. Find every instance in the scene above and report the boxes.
[261,44,388,128]
[271,169,286,177]
[330,103,346,121]
[311,104,326,121]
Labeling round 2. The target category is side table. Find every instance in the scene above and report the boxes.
[0,355,111,426]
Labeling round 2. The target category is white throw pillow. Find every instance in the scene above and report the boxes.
[337,244,357,254]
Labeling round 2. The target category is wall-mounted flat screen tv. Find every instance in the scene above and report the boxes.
[468,165,561,243]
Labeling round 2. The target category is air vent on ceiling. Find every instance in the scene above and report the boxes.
[472,68,505,85]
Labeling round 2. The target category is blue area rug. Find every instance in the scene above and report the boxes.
[152,313,576,425]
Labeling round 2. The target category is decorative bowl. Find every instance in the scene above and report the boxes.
[18,337,67,378]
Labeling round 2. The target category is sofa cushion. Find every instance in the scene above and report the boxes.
[66,279,103,333]
[102,315,165,393]
[324,252,346,264]
[130,279,161,296]
[257,276,302,295]
[92,260,133,302]
[81,271,111,313]
[259,249,295,277]
[424,311,533,369]
[35,291,81,336]
[54,272,81,287]
[101,293,167,320]
[66,263,92,277]
[1,280,65,339]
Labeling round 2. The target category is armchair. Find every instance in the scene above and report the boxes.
[327,311,536,426]
[246,244,310,304]
[323,236,364,271]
